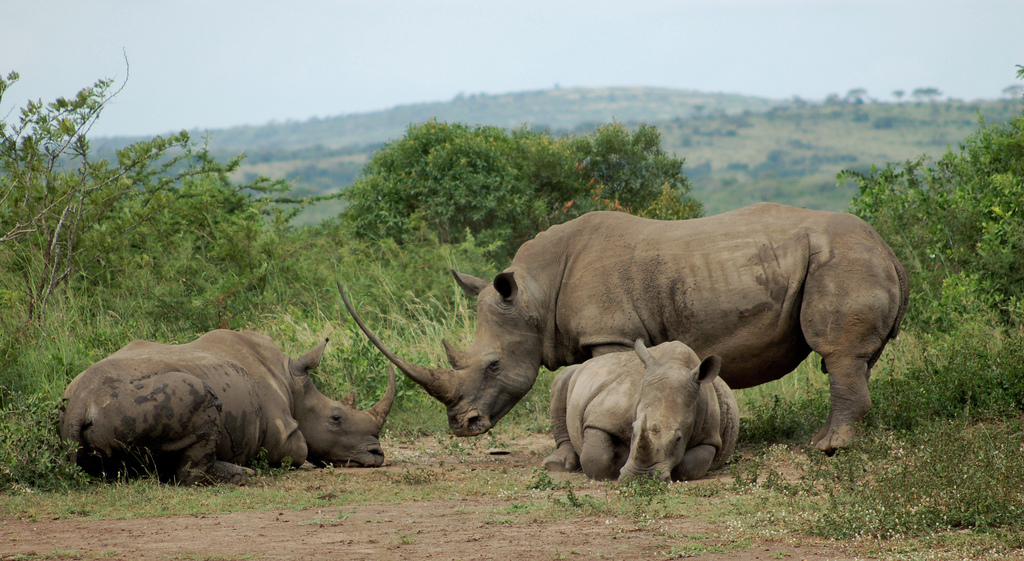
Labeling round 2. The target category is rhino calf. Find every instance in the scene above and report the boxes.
[543,340,738,482]
[59,330,396,485]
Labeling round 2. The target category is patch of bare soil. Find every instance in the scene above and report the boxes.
[1,435,857,561]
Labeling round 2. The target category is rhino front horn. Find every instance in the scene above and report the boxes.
[336,282,458,406]
[366,365,398,428]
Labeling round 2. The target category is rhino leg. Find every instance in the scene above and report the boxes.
[801,248,898,453]
[811,355,871,453]
[671,444,717,481]
[579,428,627,481]
[206,461,255,484]
[543,367,580,473]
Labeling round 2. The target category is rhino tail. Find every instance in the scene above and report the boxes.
[59,399,98,465]
[866,247,910,370]
[887,252,910,343]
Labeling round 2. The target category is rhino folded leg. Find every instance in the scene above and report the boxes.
[811,355,871,454]
[543,443,580,473]
[579,428,626,481]
[671,444,717,481]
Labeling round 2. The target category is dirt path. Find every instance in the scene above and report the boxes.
[1,435,861,561]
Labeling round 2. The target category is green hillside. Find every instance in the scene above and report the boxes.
[94,87,1024,219]
[207,86,777,151]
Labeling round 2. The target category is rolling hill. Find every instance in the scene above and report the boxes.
[95,87,1023,220]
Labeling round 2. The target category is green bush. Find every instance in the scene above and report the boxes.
[867,318,1024,431]
[0,392,88,492]
[846,66,1024,328]
[342,121,702,262]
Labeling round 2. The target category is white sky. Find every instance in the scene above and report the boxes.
[3,0,1022,137]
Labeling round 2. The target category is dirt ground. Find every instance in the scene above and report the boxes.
[1,435,862,561]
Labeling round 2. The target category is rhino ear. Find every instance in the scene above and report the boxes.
[695,355,722,384]
[291,338,328,376]
[451,269,489,297]
[340,391,357,409]
[493,272,517,301]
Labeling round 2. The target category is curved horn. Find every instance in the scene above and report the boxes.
[336,282,458,405]
[367,365,398,428]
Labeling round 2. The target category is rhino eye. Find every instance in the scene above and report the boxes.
[330,413,343,424]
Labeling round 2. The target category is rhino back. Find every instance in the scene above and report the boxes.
[516,205,884,387]
[69,339,267,465]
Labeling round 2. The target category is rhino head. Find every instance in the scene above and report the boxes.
[337,272,544,437]
[289,340,397,467]
[619,340,722,483]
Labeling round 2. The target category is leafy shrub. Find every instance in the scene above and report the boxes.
[868,319,1024,431]
[846,67,1024,328]
[343,121,702,263]
[0,392,88,492]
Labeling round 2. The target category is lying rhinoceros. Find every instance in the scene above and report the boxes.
[59,329,396,485]
[341,203,908,453]
[543,340,737,482]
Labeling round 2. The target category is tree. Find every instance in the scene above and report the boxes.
[911,87,942,102]
[342,121,702,262]
[845,88,868,104]
[892,90,905,102]
[0,72,288,328]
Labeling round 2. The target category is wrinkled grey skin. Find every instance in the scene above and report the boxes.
[345,203,909,453]
[543,340,737,482]
[59,329,396,485]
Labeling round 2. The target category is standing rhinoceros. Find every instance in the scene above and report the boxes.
[544,340,737,482]
[340,202,909,453]
[59,329,396,485]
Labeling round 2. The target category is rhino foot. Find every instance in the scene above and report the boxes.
[811,424,855,455]
[542,444,580,473]
[207,461,255,485]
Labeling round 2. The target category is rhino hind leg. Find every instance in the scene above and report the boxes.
[203,461,255,485]
[801,252,899,453]
[810,355,871,454]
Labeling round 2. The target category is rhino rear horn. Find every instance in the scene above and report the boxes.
[443,339,467,369]
[336,282,458,406]
[367,365,398,428]
[633,339,657,369]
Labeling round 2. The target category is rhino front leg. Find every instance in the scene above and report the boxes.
[812,355,871,454]
[579,428,626,481]
[543,366,580,473]
[670,444,717,481]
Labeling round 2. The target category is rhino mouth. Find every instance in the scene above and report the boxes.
[452,413,492,437]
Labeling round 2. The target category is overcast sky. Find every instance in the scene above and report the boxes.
[3,0,1022,138]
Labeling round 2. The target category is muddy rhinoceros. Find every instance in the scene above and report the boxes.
[544,339,737,482]
[59,329,396,485]
[341,202,909,453]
